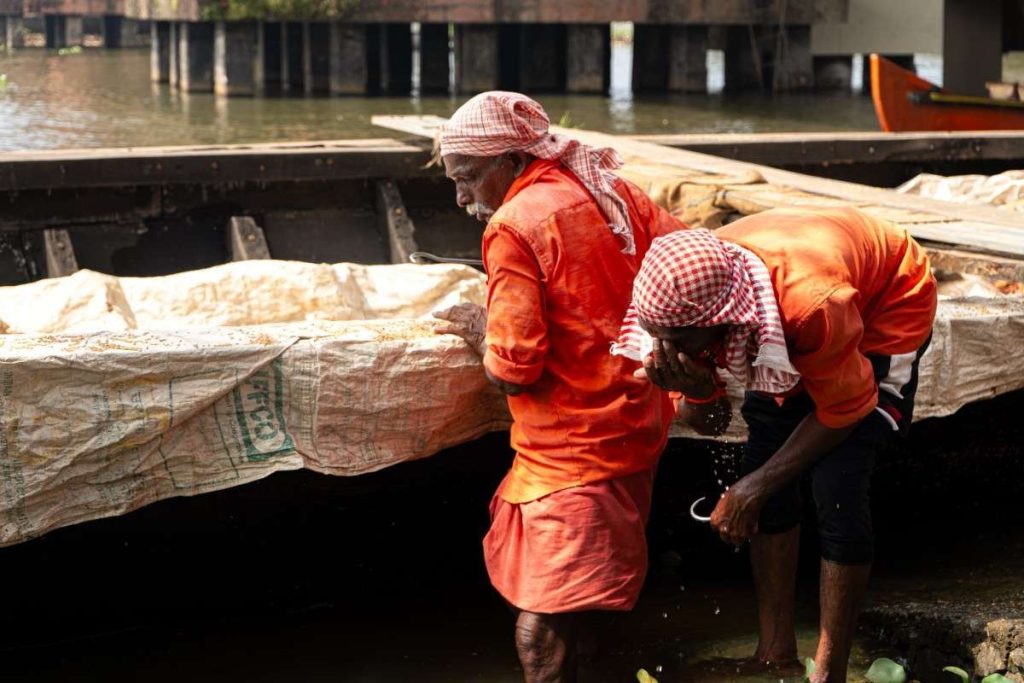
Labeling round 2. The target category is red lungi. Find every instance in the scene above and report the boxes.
[483,468,654,614]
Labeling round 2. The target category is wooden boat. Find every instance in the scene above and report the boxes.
[870,53,1024,132]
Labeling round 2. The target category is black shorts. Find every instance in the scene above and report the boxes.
[739,341,928,565]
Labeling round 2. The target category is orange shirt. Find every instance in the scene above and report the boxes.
[716,207,937,428]
[483,159,682,504]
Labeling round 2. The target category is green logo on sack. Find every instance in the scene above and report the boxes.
[233,360,294,462]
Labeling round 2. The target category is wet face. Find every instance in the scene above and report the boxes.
[639,319,730,361]
[443,152,530,223]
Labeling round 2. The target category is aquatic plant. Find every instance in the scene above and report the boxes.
[201,0,362,21]
[943,666,1014,683]
[805,656,909,683]
[56,46,83,56]
[0,74,6,89]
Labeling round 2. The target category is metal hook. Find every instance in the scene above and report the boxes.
[409,251,483,267]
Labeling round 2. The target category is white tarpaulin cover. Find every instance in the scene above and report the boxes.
[0,260,1022,546]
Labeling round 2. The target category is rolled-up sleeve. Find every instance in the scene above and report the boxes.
[482,224,548,386]
[790,287,878,429]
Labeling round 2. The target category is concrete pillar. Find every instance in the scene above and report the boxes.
[178,21,214,93]
[103,15,122,48]
[772,24,812,91]
[262,22,282,90]
[632,24,668,93]
[329,22,367,95]
[151,21,171,82]
[64,15,83,47]
[813,55,852,90]
[168,22,179,88]
[454,24,498,94]
[0,16,5,50]
[379,23,411,94]
[517,24,565,92]
[282,21,303,92]
[419,22,449,94]
[214,21,262,96]
[302,21,329,94]
[45,15,65,49]
[667,25,708,93]
[724,24,769,91]
[566,24,609,94]
[3,16,24,49]
[944,0,1001,96]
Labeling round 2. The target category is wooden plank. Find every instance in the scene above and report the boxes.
[0,139,433,192]
[42,228,79,277]
[227,216,271,261]
[373,115,1024,256]
[632,131,1024,166]
[375,180,419,264]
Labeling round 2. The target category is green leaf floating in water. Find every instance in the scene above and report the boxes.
[865,657,908,683]
[804,657,816,681]
[636,668,659,683]
[942,666,970,683]
[981,674,1014,683]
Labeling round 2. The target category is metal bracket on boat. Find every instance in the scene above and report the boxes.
[409,251,484,267]
[689,496,712,523]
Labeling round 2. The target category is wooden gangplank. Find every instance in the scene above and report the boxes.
[372,115,1024,258]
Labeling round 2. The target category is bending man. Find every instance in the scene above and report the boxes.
[433,91,684,682]
[613,206,937,683]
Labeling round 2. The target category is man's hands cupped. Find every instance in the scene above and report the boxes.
[634,339,718,399]
[433,303,488,356]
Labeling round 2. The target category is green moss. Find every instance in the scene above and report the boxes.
[201,0,361,22]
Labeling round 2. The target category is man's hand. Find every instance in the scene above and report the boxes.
[433,303,487,356]
[709,475,764,546]
[634,340,718,398]
[680,395,732,436]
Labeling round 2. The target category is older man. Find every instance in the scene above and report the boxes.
[433,91,685,681]
[613,206,937,682]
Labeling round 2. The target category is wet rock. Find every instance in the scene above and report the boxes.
[974,641,1006,677]
[1009,647,1024,673]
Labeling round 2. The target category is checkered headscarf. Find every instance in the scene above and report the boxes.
[438,91,636,254]
[611,229,801,394]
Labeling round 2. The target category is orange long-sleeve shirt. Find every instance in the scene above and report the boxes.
[716,207,937,428]
[483,159,683,504]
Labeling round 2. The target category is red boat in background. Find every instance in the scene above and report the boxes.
[870,54,1024,132]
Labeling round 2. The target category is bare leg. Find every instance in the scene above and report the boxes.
[811,559,871,683]
[750,526,801,666]
[515,610,578,683]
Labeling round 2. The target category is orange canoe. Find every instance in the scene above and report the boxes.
[870,54,1024,132]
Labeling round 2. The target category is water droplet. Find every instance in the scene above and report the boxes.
[656,665,663,673]
[679,585,685,591]
[714,605,721,615]
[662,612,668,619]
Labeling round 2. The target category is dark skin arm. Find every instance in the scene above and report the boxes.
[634,339,732,436]
[433,303,530,396]
[710,414,856,545]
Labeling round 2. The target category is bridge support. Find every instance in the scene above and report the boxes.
[281,22,303,92]
[418,22,449,93]
[214,20,263,96]
[104,16,149,48]
[168,22,180,88]
[45,15,82,49]
[943,0,1001,97]
[151,21,171,81]
[329,23,367,95]
[454,24,498,94]
[724,23,811,92]
[566,24,609,94]
[178,22,214,93]
[633,24,708,94]
[813,55,852,90]
[368,23,411,94]
[302,21,329,94]
[261,22,282,91]
[1,16,23,49]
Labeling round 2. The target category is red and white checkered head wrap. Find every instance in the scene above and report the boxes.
[611,229,801,394]
[438,91,636,254]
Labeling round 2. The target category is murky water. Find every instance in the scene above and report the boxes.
[0,46,903,153]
